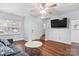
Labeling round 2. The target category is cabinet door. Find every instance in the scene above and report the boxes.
[71,30,79,43]
[59,29,70,44]
[47,29,59,41]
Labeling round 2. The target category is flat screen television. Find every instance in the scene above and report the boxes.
[51,18,67,28]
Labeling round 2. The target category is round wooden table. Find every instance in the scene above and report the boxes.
[25,41,42,56]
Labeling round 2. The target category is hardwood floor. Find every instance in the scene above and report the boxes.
[71,42,79,56]
[15,40,71,56]
[40,40,71,56]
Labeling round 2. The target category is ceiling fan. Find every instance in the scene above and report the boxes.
[38,3,57,14]
[29,3,57,17]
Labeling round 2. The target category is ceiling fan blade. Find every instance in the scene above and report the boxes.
[41,3,46,8]
[46,4,57,13]
[38,3,46,10]
[48,4,57,8]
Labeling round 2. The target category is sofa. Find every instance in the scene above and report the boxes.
[0,38,29,56]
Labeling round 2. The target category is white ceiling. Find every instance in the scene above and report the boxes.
[0,3,79,16]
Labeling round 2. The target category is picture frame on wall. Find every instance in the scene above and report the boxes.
[71,20,79,29]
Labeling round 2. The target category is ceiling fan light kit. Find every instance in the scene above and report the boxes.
[40,10,47,14]
[38,3,57,14]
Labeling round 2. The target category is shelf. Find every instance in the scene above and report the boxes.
[0,19,21,35]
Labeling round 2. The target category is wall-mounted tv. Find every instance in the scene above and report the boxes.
[51,18,67,28]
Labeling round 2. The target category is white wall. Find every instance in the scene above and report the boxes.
[23,15,44,41]
[61,11,79,43]
[46,16,71,44]
[46,10,79,44]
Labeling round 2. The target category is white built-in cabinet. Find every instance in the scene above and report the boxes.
[71,20,79,43]
[47,29,71,44]
[0,19,21,35]
[71,30,79,43]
